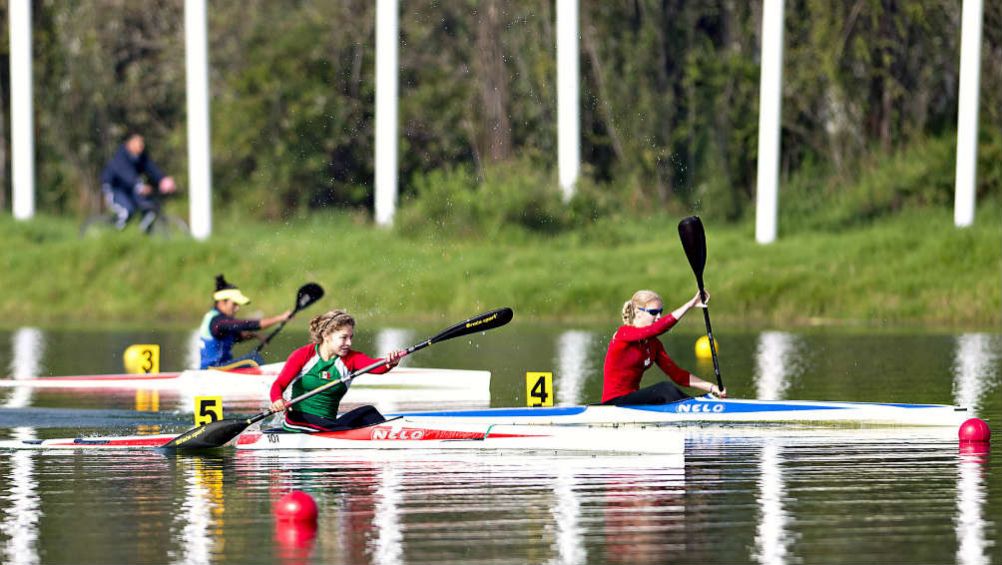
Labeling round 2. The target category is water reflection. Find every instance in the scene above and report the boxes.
[0,428,39,565]
[376,329,415,362]
[550,465,585,564]
[186,329,202,371]
[955,447,989,565]
[555,330,594,406]
[0,327,44,565]
[952,333,994,565]
[754,331,801,400]
[751,331,797,564]
[952,333,999,412]
[275,520,318,565]
[234,452,685,565]
[753,439,792,565]
[170,456,224,565]
[3,328,44,410]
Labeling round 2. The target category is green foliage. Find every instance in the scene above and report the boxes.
[3,0,1002,234]
[778,131,1002,234]
[211,1,377,218]
[2,204,998,328]
[395,159,620,239]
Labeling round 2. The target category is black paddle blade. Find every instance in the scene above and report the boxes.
[296,283,325,311]
[160,418,251,450]
[429,307,514,345]
[677,216,707,289]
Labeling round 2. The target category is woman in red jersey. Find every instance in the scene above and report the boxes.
[601,289,726,405]
[268,309,406,432]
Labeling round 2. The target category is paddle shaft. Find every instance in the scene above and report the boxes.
[253,283,324,354]
[698,292,724,392]
[253,319,290,354]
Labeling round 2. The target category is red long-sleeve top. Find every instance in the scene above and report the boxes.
[269,343,393,404]
[601,314,691,402]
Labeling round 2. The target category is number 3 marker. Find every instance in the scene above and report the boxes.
[123,344,160,374]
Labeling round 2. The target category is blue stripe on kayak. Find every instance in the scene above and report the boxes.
[849,402,946,408]
[624,399,844,414]
[395,406,590,418]
[395,399,952,419]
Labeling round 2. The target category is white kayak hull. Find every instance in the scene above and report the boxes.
[0,363,491,404]
[0,419,684,454]
[393,396,971,427]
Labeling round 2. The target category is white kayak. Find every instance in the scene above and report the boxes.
[393,396,972,427]
[0,418,684,454]
[0,363,491,404]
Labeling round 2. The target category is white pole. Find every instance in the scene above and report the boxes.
[954,0,982,228]
[556,0,580,201]
[185,0,212,240]
[9,0,35,220]
[755,0,784,245]
[375,0,399,227]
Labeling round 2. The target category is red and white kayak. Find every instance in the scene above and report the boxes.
[234,421,683,453]
[0,419,684,454]
[0,363,491,404]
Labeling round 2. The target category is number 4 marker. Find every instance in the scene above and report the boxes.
[526,372,554,407]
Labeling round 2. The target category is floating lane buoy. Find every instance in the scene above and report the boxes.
[958,417,991,443]
[694,335,717,359]
[274,490,319,523]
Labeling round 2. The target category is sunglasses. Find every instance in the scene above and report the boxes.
[637,307,663,316]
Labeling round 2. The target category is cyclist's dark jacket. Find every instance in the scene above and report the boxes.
[100,144,165,195]
[198,309,262,369]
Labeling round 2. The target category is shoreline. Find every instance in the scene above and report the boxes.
[3,208,999,331]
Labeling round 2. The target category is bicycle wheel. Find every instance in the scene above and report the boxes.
[79,213,120,239]
[147,213,190,239]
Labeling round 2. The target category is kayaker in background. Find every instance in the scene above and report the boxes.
[602,289,726,405]
[198,274,292,369]
[268,309,407,432]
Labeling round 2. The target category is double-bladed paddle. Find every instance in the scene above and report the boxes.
[677,216,724,393]
[253,283,326,355]
[161,306,515,450]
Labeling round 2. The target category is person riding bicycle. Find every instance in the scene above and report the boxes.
[100,133,177,232]
[199,274,292,370]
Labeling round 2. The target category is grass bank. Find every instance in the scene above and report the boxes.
[1,203,998,329]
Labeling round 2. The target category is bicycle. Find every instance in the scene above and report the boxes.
[79,190,189,239]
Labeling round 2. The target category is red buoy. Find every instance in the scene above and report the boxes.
[274,491,318,523]
[958,418,991,443]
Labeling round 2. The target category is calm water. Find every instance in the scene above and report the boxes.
[0,323,1000,564]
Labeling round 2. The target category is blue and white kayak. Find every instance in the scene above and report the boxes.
[393,396,971,427]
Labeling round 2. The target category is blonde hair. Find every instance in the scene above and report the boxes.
[309,309,355,343]
[621,289,662,325]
